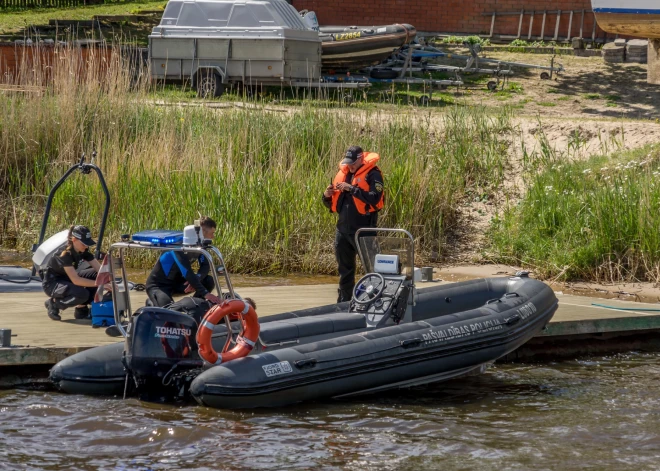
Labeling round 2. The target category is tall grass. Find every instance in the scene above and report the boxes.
[1,43,513,273]
[489,146,660,282]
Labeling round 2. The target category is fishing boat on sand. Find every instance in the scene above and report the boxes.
[592,0,660,38]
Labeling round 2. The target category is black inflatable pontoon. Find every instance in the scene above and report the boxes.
[50,229,557,408]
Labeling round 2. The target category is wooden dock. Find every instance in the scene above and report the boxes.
[1,279,659,377]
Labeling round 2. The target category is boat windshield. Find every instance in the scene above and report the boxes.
[358,235,414,280]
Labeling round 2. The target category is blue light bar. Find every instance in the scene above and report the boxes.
[132,230,183,246]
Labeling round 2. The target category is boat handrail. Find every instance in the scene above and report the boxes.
[107,241,235,338]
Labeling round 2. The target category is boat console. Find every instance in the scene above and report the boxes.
[350,229,416,327]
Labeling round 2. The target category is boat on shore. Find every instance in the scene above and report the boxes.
[49,229,557,409]
[319,24,417,70]
[592,0,660,38]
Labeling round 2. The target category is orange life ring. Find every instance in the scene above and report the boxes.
[196,299,260,365]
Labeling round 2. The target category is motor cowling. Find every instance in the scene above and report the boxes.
[124,307,202,399]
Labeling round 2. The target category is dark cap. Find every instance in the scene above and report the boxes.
[341,145,364,165]
[71,225,96,246]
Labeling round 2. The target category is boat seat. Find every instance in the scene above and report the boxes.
[259,313,367,345]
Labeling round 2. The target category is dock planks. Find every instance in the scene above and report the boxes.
[1,281,659,367]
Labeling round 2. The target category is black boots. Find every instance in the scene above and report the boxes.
[45,299,61,321]
[74,305,91,319]
[337,288,353,303]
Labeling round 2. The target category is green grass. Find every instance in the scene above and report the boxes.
[584,93,602,100]
[0,0,165,34]
[488,146,660,282]
[440,35,490,46]
[537,102,557,107]
[0,44,515,274]
[556,96,572,101]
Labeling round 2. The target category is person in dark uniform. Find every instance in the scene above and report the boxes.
[43,225,101,321]
[322,145,385,302]
[146,216,223,307]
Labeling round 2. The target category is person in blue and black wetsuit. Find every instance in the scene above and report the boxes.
[145,216,223,307]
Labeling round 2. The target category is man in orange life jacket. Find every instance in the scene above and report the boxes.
[323,145,384,303]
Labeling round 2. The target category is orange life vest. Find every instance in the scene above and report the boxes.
[330,152,384,215]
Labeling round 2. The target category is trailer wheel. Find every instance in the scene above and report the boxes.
[196,70,224,98]
[342,93,354,105]
[420,95,430,106]
[540,72,551,80]
[487,80,498,91]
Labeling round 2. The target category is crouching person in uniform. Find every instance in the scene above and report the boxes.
[145,216,222,307]
[43,225,100,321]
[322,146,384,303]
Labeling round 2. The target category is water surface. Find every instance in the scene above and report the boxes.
[2,352,660,470]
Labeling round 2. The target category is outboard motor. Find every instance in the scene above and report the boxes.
[123,307,203,401]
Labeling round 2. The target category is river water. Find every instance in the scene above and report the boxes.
[2,352,660,470]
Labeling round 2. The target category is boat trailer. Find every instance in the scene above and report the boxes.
[369,42,564,91]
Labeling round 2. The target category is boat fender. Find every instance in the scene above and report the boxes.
[197,300,260,365]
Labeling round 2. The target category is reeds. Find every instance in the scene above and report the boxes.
[489,146,660,282]
[1,42,512,273]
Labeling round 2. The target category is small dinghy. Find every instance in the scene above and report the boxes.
[319,24,417,70]
[50,229,557,408]
[300,11,416,70]
[319,24,417,69]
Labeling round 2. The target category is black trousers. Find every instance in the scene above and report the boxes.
[335,230,360,302]
[146,275,215,307]
[43,267,98,310]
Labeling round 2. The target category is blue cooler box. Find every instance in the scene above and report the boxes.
[91,301,116,327]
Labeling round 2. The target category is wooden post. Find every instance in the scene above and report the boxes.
[528,11,534,40]
[567,10,574,40]
[580,10,585,39]
[554,10,561,41]
[649,39,660,85]
[591,12,597,42]
[489,12,496,38]
[517,9,524,39]
[541,10,547,41]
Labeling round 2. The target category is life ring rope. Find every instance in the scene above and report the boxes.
[196,299,260,365]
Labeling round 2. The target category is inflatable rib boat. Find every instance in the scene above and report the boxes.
[50,229,557,409]
[319,24,417,70]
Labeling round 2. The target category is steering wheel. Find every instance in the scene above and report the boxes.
[353,273,385,306]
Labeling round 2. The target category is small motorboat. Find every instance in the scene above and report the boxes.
[299,13,416,70]
[319,24,417,70]
[592,0,660,38]
[50,228,557,409]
